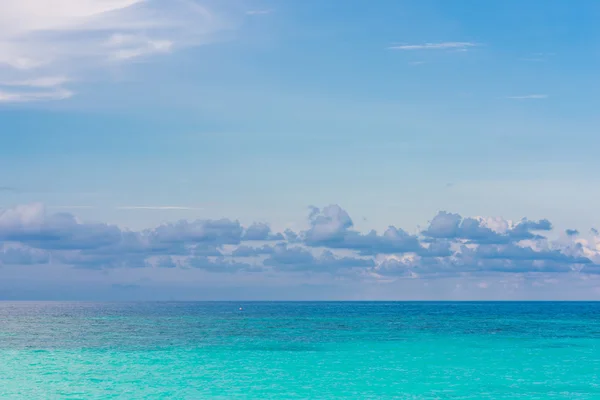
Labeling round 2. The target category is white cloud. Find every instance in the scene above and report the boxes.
[388,42,477,51]
[246,9,272,15]
[0,76,69,88]
[0,74,72,102]
[0,88,74,103]
[0,203,46,232]
[506,94,549,100]
[2,202,600,289]
[104,33,174,60]
[0,0,236,103]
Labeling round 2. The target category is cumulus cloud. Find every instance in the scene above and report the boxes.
[0,203,122,250]
[422,211,552,244]
[231,244,275,257]
[149,218,244,245]
[304,205,421,254]
[242,222,285,241]
[187,256,257,273]
[305,205,353,243]
[263,245,374,272]
[0,0,237,102]
[1,203,598,280]
[0,245,50,265]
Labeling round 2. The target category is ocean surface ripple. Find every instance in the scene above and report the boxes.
[1,302,599,399]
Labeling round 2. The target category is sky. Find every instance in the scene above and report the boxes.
[1,0,600,300]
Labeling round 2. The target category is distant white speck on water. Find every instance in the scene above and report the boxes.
[239,307,243,311]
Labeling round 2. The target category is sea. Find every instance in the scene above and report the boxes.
[0,301,599,399]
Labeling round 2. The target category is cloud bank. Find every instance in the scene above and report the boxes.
[2,203,599,282]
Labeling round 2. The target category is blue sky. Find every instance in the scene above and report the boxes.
[1,0,600,299]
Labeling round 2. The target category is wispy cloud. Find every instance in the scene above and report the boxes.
[388,42,478,51]
[0,0,237,103]
[506,94,549,100]
[117,206,204,211]
[104,34,174,61]
[49,206,95,210]
[0,88,73,103]
[0,76,69,88]
[246,9,273,15]
[0,75,72,102]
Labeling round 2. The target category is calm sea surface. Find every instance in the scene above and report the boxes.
[0,302,599,399]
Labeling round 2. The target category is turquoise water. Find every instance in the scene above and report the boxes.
[1,302,599,399]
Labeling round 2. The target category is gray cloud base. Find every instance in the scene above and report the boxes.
[0,203,598,278]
